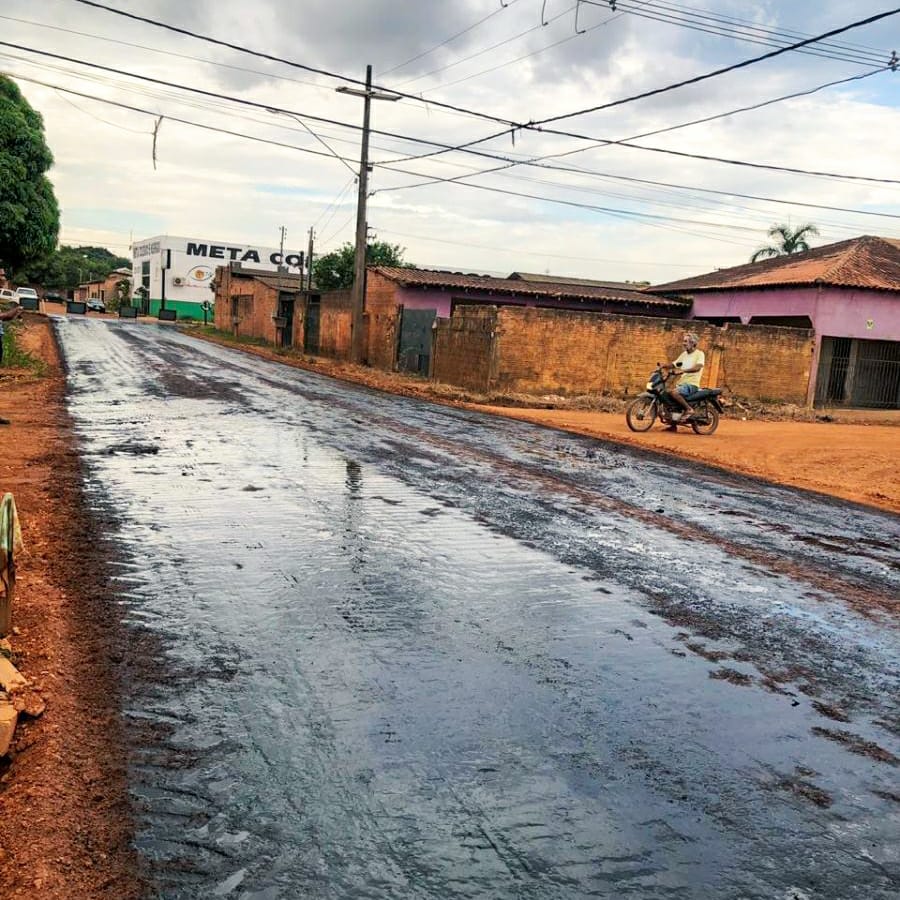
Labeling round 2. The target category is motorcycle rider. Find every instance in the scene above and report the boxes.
[666,332,705,425]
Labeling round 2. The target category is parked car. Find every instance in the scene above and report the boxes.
[14,287,39,303]
[44,291,65,302]
[0,288,17,305]
[86,297,106,313]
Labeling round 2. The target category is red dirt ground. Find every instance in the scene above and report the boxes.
[0,317,144,898]
[189,330,900,515]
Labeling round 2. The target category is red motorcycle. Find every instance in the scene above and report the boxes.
[626,365,723,435]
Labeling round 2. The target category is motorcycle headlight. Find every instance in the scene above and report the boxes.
[646,381,655,390]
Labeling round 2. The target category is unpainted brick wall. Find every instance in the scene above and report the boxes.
[318,290,352,358]
[365,271,401,369]
[438,305,813,403]
[212,269,278,343]
[715,324,814,403]
[432,306,498,392]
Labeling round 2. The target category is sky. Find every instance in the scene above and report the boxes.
[2,0,900,284]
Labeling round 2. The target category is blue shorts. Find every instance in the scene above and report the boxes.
[677,384,699,397]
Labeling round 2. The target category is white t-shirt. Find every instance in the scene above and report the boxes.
[674,348,705,387]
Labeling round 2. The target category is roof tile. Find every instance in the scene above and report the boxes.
[372,266,687,308]
[651,235,900,293]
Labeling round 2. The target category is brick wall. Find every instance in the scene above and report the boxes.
[365,270,401,369]
[432,306,498,392]
[715,324,815,403]
[434,305,814,404]
[318,290,352,358]
[213,268,277,342]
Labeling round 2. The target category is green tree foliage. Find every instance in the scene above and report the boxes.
[0,76,60,273]
[18,244,130,290]
[750,223,819,263]
[313,240,408,291]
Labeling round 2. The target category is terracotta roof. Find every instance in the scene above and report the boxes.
[229,266,305,291]
[372,266,687,308]
[508,272,648,290]
[651,235,900,294]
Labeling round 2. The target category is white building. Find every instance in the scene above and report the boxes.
[132,234,306,319]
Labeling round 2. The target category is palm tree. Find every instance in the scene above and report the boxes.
[750,223,820,263]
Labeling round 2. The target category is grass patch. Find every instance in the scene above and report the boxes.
[1,320,46,375]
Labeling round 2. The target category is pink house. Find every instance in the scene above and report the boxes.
[651,236,900,408]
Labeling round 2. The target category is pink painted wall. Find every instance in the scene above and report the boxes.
[690,286,900,342]
[393,286,678,318]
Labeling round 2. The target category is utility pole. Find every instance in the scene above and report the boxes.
[336,66,400,364]
[306,227,315,292]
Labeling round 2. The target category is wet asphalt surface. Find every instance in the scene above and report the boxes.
[55,319,899,899]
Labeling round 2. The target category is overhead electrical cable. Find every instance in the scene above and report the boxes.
[395,3,578,88]
[67,0,900,168]
[381,0,522,76]
[69,0,519,128]
[533,6,900,126]
[607,0,889,60]
[14,59,879,234]
[590,1,887,68]
[2,71,790,243]
[6,39,899,189]
[627,0,888,55]
[375,65,899,213]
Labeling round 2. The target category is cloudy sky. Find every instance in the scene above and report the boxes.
[3,0,900,283]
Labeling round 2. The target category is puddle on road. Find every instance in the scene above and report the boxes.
[58,321,900,899]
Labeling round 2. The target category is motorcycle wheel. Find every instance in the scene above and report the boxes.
[691,402,720,435]
[626,395,657,432]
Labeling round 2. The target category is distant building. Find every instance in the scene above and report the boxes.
[651,235,900,408]
[75,268,132,305]
[132,234,307,319]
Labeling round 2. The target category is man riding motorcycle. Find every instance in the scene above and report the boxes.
[665,332,705,428]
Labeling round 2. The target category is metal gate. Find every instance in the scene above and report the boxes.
[276,294,294,348]
[816,336,900,408]
[397,307,436,374]
[304,298,320,354]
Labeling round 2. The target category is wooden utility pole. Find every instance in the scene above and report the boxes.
[336,66,399,364]
[307,227,315,292]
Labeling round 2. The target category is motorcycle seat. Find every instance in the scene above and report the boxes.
[687,388,723,401]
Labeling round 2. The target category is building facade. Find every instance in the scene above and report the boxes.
[652,236,900,408]
[132,234,307,320]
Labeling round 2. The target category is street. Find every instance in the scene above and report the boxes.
[57,319,899,899]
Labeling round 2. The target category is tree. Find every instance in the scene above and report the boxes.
[18,245,130,290]
[0,76,60,274]
[750,223,819,263]
[313,240,408,291]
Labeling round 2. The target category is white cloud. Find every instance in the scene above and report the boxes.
[2,0,899,282]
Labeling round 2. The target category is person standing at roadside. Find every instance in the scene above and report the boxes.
[0,304,23,367]
[0,305,24,425]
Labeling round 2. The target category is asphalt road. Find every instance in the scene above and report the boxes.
[56,319,899,899]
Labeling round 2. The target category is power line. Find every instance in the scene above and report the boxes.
[536,5,900,126]
[0,13,492,128]
[70,0,518,128]
[394,3,579,89]
[413,1,640,94]
[4,71,787,244]
[602,1,887,68]
[373,227,717,267]
[39,59,875,235]
[381,0,522,76]
[7,39,899,189]
[66,0,900,172]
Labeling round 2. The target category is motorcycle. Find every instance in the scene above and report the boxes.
[626,365,724,435]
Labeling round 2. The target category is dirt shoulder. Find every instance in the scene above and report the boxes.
[0,316,144,898]
[185,328,899,516]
